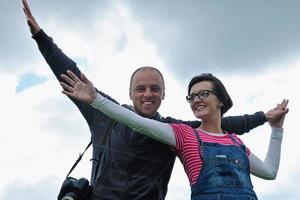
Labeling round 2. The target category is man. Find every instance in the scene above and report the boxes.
[22,0,284,199]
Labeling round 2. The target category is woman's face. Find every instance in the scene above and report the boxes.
[189,81,221,120]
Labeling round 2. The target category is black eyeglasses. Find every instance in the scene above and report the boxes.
[186,90,216,102]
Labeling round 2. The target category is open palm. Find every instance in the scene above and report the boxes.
[60,70,97,104]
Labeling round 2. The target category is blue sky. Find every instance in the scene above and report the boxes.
[15,73,46,93]
[0,1,299,199]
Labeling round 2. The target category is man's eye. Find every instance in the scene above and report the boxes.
[151,87,161,92]
[135,87,145,92]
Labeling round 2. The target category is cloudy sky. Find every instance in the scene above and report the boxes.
[0,0,299,199]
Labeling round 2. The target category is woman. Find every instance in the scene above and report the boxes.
[60,70,288,200]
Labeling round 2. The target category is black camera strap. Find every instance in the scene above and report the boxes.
[66,119,116,178]
[66,141,92,178]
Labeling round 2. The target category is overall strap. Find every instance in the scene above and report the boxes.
[193,129,204,161]
[227,131,246,152]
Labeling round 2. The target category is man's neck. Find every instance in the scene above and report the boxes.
[128,104,160,119]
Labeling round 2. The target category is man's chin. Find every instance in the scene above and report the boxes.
[140,109,156,118]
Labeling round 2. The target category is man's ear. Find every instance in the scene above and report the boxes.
[162,90,165,100]
[129,90,133,100]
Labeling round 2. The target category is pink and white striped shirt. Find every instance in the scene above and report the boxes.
[170,123,250,186]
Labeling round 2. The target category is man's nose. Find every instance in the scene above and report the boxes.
[144,88,152,96]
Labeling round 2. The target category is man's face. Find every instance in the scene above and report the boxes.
[130,69,165,118]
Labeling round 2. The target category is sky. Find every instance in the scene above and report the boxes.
[0,0,299,199]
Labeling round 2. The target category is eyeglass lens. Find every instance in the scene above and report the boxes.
[187,90,212,102]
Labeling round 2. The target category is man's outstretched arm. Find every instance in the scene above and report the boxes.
[22,0,80,80]
[22,0,118,128]
[221,100,289,135]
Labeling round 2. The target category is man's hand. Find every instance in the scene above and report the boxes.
[60,70,97,104]
[265,99,289,128]
[22,0,41,35]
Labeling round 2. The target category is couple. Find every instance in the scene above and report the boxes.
[60,70,288,200]
[23,0,288,199]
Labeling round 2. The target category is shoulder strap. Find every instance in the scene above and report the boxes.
[101,119,117,144]
[65,119,116,178]
[91,119,117,183]
[193,129,204,161]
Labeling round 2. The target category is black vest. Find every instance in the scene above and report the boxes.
[90,111,176,200]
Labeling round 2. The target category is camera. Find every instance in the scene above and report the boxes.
[58,177,92,200]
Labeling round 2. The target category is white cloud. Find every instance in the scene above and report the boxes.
[125,0,300,80]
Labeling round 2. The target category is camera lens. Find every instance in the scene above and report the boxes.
[61,192,78,200]
[61,197,74,200]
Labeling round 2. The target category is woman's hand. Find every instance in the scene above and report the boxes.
[266,99,289,128]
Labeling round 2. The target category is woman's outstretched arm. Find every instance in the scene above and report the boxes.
[60,70,176,146]
[249,100,289,179]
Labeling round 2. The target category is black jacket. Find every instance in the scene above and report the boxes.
[33,30,266,200]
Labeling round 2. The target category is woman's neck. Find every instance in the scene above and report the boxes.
[199,116,222,134]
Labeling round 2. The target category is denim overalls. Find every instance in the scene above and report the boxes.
[191,130,258,200]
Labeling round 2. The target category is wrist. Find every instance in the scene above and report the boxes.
[91,91,97,104]
[264,112,270,121]
[32,27,41,36]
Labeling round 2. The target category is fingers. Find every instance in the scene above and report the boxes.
[279,99,288,107]
[22,0,38,33]
[60,81,74,93]
[22,5,29,19]
[22,0,28,9]
[278,99,289,113]
[60,81,76,99]
[282,99,289,108]
[60,70,91,89]
[276,99,289,117]
[80,73,89,83]
[60,70,82,85]
[66,70,81,83]
[22,0,31,17]
[60,73,76,86]
[61,89,75,98]
[273,99,289,111]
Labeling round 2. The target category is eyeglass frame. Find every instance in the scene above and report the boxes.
[186,89,217,102]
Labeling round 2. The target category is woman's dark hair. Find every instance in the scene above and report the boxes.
[187,73,233,116]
